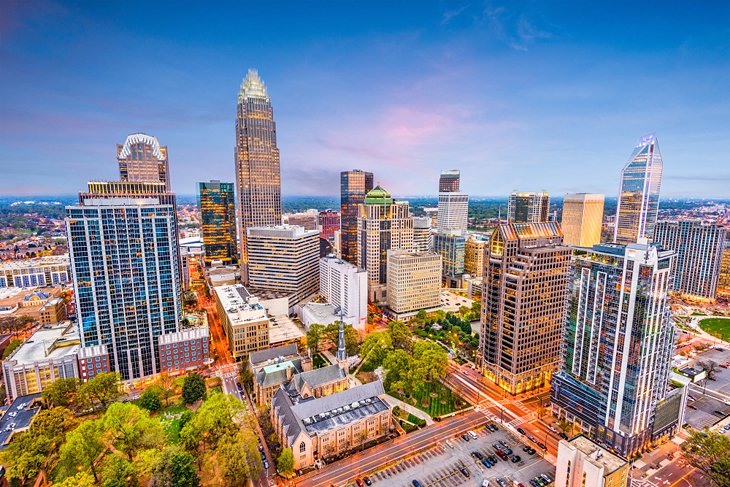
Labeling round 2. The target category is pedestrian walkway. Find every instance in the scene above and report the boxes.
[383,393,435,425]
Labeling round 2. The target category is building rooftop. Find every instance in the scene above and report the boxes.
[4,323,80,365]
[214,285,267,324]
[364,185,392,205]
[0,394,41,449]
[567,434,627,475]
[293,364,346,392]
[159,326,209,346]
[269,315,305,346]
[250,343,299,366]
[246,225,319,239]
[301,302,340,325]
[0,255,70,271]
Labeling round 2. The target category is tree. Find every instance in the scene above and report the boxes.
[343,324,360,356]
[157,372,176,407]
[682,429,730,487]
[307,323,325,353]
[139,386,163,412]
[382,349,415,396]
[360,331,392,369]
[101,453,137,487]
[59,420,105,482]
[180,393,244,454]
[699,360,719,381]
[2,338,22,359]
[412,340,448,383]
[216,429,261,486]
[277,448,295,479]
[79,371,122,409]
[182,372,206,404]
[238,357,254,392]
[147,447,200,487]
[42,377,80,408]
[388,321,412,351]
[54,472,98,487]
[102,402,165,461]
[557,420,574,437]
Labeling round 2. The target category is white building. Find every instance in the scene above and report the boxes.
[412,216,433,252]
[0,255,70,288]
[319,256,367,331]
[386,250,442,320]
[556,435,629,487]
[437,192,468,235]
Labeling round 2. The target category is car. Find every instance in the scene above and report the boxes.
[462,434,471,441]
[511,455,521,463]
[529,480,541,487]
[472,451,484,460]
[527,435,536,442]
[488,455,498,464]
[496,478,508,487]
[559,432,569,439]
[468,430,478,440]
[534,477,546,487]
[548,426,558,433]
[460,467,470,477]
[537,442,547,450]
[7,412,16,417]
[258,443,264,452]
[526,447,536,455]
[363,477,372,486]
[356,479,365,487]
[541,473,553,483]
[262,459,269,469]
[499,439,509,447]
[481,458,492,468]
[462,369,469,375]
[487,423,498,432]
[720,363,729,368]
[516,427,526,435]
[412,480,423,487]
[445,439,454,448]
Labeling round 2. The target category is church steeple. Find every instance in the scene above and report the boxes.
[336,307,348,373]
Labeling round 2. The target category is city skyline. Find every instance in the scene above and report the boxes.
[2,2,730,199]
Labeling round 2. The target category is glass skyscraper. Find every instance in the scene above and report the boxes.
[340,170,373,264]
[235,69,282,282]
[551,242,675,457]
[508,191,550,223]
[199,180,237,265]
[117,133,170,190]
[614,134,663,245]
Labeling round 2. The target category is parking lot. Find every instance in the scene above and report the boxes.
[684,346,730,430]
[345,425,555,487]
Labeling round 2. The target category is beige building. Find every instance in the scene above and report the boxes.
[464,235,488,277]
[250,344,311,407]
[555,435,629,487]
[214,284,270,359]
[357,186,413,302]
[478,222,571,395]
[386,250,441,319]
[271,380,393,470]
[561,193,604,247]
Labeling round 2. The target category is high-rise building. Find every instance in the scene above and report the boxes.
[66,195,182,381]
[319,256,368,330]
[117,133,170,190]
[561,193,605,247]
[433,233,466,278]
[464,234,488,277]
[340,170,374,264]
[287,211,319,230]
[614,134,663,245]
[412,216,433,252]
[235,69,283,282]
[551,242,676,457]
[508,192,550,223]
[555,435,629,487]
[437,192,469,235]
[478,222,571,395]
[246,225,319,307]
[654,220,725,300]
[198,180,237,265]
[719,237,730,300]
[319,209,341,241]
[357,186,413,301]
[439,169,461,193]
[386,250,441,319]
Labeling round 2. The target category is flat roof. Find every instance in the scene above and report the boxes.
[214,284,268,324]
[0,394,41,449]
[5,323,80,365]
[269,315,305,345]
[0,255,70,271]
[567,435,627,474]
[159,326,209,345]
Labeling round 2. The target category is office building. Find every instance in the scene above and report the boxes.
[561,193,605,247]
[235,69,283,282]
[340,170,374,264]
[437,193,469,235]
[464,234,488,278]
[0,256,70,289]
[66,194,182,381]
[439,169,461,193]
[319,256,368,330]
[158,327,210,375]
[433,233,466,278]
[117,133,170,189]
[508,192,550,223]
[247,225,320,307]
[357,186,413,301]
[214,284,270,359]
[386,250,441,319]
[412,216,433,252]
[478,222,571,395]
[319,209,341,241]
[271,380,392,470]
[719,238,730,300]
[551,242,675,457]
[555,435,629,487]
[83,181,176,206]
[287,211,319,231]
[654,220,725,301]
[614,134,663,245]
[198,181,237,265]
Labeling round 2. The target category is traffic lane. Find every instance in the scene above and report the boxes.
[296,410,486,487]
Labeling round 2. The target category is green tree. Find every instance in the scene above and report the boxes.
[412,340,448,383]
[557,420,573,437]
[216,429,261,486]
[42,377,80,408]
[180,393,244,454]
[324,322,360,355]
[682,429,730,487]
[101,453,137,487]
[238,356,254,392]
[388,321,412,351]
[54,472,98,487]
[360,331,392,369]
[102,402,165,461]
[2,338,22,359]
[139,386,163,412]
[182,372,207,404]
[79,371,122,409]
[157,448,200,487]
[306,323,325,353]
[59,420,105,482]
[277,447,295,479]
[382,349,415,396]
[157,372,176,407]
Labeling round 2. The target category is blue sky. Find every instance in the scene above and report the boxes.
[1,1,729,198]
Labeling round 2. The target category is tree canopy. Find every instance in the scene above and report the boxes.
[181,372,206,404]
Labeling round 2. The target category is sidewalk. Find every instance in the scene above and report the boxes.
[382,393,435,426]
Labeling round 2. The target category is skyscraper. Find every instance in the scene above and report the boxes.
[357,186,413,301]
[508,192,550,223]
[412,216,433,252]
[551,242,675,457]
[433,234,466,278]
[341,170,374,264]
[66,193,182,381]
[654,220,725,300]
[464,234,488,277]
[561,193,605,247]
[198,181,237,265]
[439,169,461,193]
[117,133,170,190]
[478,222,571,395]
[318,209,341,241]
[435,170,468,284]
[320,256,368,330]
[386,250,442,318]
[614,134,663,245]
[235,69,282,282]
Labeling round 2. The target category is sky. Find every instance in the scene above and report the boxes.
[1,1,729,198]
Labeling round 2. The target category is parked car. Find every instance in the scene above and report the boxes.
[356,479,365,487]
[502,448,513,455]
[412,480,423,487]
[481,458,492,468]
[516,427,526,435]
[511,455,521,463]
[460,467,470,477]
[468,430,478,440]
[536,442,547,450]
[559,432,569,439]
[363,477,372,486]
[462,434,470,442]
[262,459,269,469]
[472,451,484,460]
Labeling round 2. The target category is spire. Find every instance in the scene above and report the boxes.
[336,307,347,362]
[239,68,269,101]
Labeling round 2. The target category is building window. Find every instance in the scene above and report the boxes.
[299,442,306,453]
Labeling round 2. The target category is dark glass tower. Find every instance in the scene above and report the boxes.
[340,170,373,264]
[199,180,237,265]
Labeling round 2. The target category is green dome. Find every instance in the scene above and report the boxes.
[364,185,392,205]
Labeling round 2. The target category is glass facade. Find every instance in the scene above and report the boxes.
[433,233,466,277]
[340,170,373,264]
[508,192,550,223]
[614,134,663,245]
[198,180,237,265]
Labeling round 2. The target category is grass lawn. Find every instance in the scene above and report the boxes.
[699,317,730,341]
[388,381,467,418]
